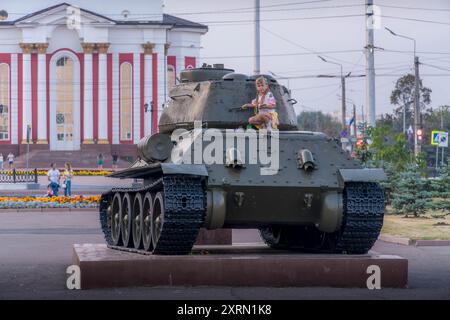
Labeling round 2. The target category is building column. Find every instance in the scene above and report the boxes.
[157,44,167,127]
[10,54,18,145]
[19,43,33,144]
[133,52,141,144]
[36,43,48,144]
[142,42,154,136]
[82,43,95,144]
[97,43,109,144]
[112,53,119,144]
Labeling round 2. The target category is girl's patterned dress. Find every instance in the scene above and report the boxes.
[251,91,279,131]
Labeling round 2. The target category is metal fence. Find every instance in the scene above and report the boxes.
[0,169,38,183]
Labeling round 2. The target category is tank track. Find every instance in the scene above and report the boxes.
[99,174,206,255]
[259,181,384,254]
[332,181,385,254]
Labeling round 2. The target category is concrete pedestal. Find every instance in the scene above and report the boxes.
[195,229,232,245]
[73,244,408,289]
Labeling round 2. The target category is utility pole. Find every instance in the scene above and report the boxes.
[441,106,445,167]
[365,0,376,127]
[318,56,346,130]
[353,104,357,138]
[385,26,419,156]
[254,0,261,75]
[341,76,346,131]
[414,56,421,156]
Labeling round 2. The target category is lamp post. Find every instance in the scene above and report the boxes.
[318,56,346,131]
[386,27,421,156]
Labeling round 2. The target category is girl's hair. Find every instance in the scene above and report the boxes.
[255,76,268,86]
[65,163,72,170]
[255,77,269,95]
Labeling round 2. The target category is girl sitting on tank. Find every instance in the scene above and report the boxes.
[241,76,279,131]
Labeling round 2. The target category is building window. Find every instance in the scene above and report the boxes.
[167,65,176,93]
[0,63,10,141]
[55,57,74,143]
[120,62,133,141]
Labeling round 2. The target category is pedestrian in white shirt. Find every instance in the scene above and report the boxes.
[47,163,60,197]
[7,152,14,169]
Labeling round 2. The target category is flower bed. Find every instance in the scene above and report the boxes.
[0,196,101,209]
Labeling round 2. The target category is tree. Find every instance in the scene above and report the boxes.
[429,157,450,214]
[364,124,411,171]
[391,165,432,217]
[297,111,341,137]
[390,74,432,122]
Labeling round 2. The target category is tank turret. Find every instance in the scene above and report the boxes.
[159,65,298,133]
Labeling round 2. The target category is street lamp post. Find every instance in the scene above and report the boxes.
[386,27,421,157]
[318,56,346,131]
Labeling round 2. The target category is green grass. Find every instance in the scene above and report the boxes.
[382,209,450,240]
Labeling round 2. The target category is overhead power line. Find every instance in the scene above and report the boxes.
[377,4,450,12]
[381,15,450,26]
[167,0,333,15]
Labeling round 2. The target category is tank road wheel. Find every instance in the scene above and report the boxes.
[151,192,165,249]
[132,193,144,249]
[111,193,122,246]
[259,227,288,249]
[121,193,134,248]
[142,192,154,251]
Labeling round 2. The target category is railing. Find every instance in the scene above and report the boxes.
[0,169,38,184]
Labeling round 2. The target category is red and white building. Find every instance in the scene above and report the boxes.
[0,1,207,154]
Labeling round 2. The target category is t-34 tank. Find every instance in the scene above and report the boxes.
[99,64,386,255]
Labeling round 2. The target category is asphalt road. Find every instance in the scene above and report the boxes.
[0,211,449,300]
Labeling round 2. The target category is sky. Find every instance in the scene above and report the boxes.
[163,0,450,121]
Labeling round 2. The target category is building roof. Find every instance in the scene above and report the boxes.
[0,2,208,31]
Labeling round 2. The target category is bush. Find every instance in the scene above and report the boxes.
[391,165,432,217]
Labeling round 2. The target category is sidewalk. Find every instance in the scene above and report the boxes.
[0,176,137,196]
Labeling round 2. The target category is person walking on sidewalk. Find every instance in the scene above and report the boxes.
[112,153,119,170]
[47,163,60,197]
[7,152,14,169]
[62,162,74,197]
[97,153,104,170]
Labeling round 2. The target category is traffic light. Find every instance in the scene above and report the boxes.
[356,138,365,148]
[416,128,423,143]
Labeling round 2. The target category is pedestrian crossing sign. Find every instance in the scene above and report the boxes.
[431,130,449,147]
[432,131,440,145]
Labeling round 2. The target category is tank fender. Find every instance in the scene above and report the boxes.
[160,163,209,176]
[338,168,387,183]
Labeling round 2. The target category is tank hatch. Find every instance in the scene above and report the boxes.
[180,64,235,83]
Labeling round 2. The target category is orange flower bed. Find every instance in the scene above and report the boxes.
[0,195,101,208]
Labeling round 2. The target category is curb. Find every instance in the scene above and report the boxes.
[379,234,450,247]
[414,240,450,247]
[379,234,414,246]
